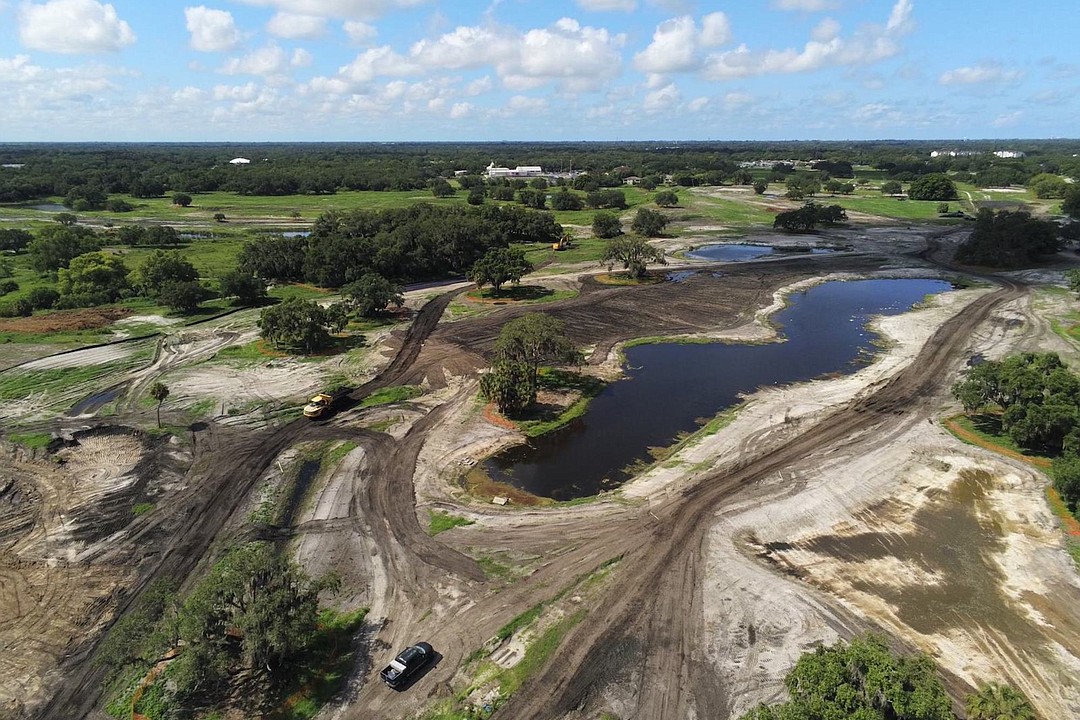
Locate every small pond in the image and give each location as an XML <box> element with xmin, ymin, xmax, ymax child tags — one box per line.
<box><xmin>485</xmin><ymin>278</ymin><xmax>951</xmax><ymax>500</ymax></box>
<box><xmin>687</xmin><ymin>244</ymin><xmax>835</xmax><ymax>262</ymax></box>
<box><xmin>29</xmin><ymin>203</ymin><xmax>69</xmax><ymax>212</ymax></box>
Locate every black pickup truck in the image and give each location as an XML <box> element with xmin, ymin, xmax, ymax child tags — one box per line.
<box><xmin>380</xmin><ymin>642</ymin><xmax>434</xmax><ymax>688</ymax></box>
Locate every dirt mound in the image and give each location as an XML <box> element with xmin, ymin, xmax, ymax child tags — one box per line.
<box><xmin>0</xmin><ymin>307</ymin><xmax>132</xmax><ymax>334</ymax></box>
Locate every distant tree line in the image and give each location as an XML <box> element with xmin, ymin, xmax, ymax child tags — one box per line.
<box><xmin>4</xmin><ymin>140</ymin><xmax>1080</xmax><ymax>203</ymax></box>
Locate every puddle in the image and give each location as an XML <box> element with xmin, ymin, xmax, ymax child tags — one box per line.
<box><xmin>67</xmin><ymin>384</ymin><xmax>125</xmax><ymax>416</ymax></box>
<box><xmin>688</xmin><ymin>244</ymin><xmax>835</xmax><ymax>262</ymax></box>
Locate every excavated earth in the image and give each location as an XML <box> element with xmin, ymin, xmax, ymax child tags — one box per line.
<box><xmin>2</xmin><ymin>228</ymin><xmax>1080</xmax><ymax>720</ymax></box>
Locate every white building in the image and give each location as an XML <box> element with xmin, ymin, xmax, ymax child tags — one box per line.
<box><xmin>485</xmin><ymin>162</ymin><xmax>543</xmax><ymax>179</ymax></box>
<box><xmin>993</xmin><ymin>150</ymin><xmax>1026</xmax><ymax>159</ymax></box>
<box><xmin>229</xmin><ymin>157</ymin><xmax>251</xmax><ymax>165</ymax></box>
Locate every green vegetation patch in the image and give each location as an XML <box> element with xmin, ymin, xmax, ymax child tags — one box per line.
<box><xmin>512</xmin><ymin>369</ymin><xmax>606</xmax><ymax>438</ymax></box>
<box><xmin>131</xmin><ymin>502</ymin><xmax>154</xmax><ymax>517</ymax></box>
<box><xmin>6</xmin><ymin>431</ymin><xmax>52</xmax><ymax>449</ymax></box>
<box><xmin>359</xmin><ymin>384</ymin><xmax>423</xmax><ymax>408</ymax></box>
<box><xmin>465</xmin><ymin>285</ymin><xmax>577</xmax><ymax>305</ymax></box>
<box><xmin>428</xmin><ymin>510</ymin><xmax>475</xmax><ymax>536</ymax></box>
<box><xmin>266</xmin><ymin>607</ymin><xmax>370</xmax><ymax>720</ymax></box>
<box><xmin>0</xmin><ymin>362</ymin><xmax>125</xmax><ymax>401</ymax></box>
<box><xmin>497</xmin><ymin>609</ymin><xmax>587</xmax><ymax>697</ymax></box>
<box><xmin>323</xmin><ymin>440</ymin><xmax>358</xmax><ymax>468</ymax></box>
<box><xmin>213</xmin><ymin>339</ymin><xmax>287</xmax><ymax>362</ymax></box>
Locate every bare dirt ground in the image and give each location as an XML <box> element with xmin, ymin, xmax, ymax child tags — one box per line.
<box><xmin>4</xmin><ymin>225</ymin><xmax>1080</xmax><ymax>720</ymax></box>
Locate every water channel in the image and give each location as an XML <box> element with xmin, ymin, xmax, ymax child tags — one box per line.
<box><xmin>486</xmin><ymin>278</ymin><xmax>952</xmax><ymax>500</ymax></box>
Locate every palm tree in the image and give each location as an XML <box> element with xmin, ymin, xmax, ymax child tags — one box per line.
<box><xmin>149</xmin><ymin>381</ymin><xmax>170</xmax><ymax>429</ymax></box>
<box><xmin>966</xmin><ymin>682</ymin><xmax>1037</xmax><ymax>720</ymax></box>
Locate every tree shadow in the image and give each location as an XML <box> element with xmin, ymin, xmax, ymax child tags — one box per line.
<box><xmin>470</xmin><ymin>285</ymin><xmax>555</xmax><ymax>303</ymax></box>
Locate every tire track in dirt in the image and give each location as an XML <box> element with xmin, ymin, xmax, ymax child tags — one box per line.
<box><xmin>33</xmin><ymin>288</ymin><xmax>463</xmax><ymax>720</ymax></box>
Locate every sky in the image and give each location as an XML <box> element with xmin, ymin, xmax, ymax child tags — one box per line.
<box><xmin>0</xmin><ymin>0</ymin><xmax>1076</xmax><ymax>142</ymax></box>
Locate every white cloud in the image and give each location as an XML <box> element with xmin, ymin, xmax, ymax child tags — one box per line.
<box><xmin>576</xmin><ymin>0</ymin><xmax>636</xmax><ymax>10</ymax></box>
<box><xmin>338</xmin><ymin>45</ymin><xmax>418</xmax><ymax>84</ymax></box>
<box><xmin>449</xmin><ymin>101</ymin><xmax>471</xmax><ymax>118</ymax></box>
<box><xmin>939</xmin><ymin>64</ymin><xmax>1023</xmax><ymax>86</ymax></box>
<box><xmin>687</xmin><ymin>96</ymin><xmax>708</xmax><ymax>112</ymax></box>
<box><xmin>315</xmin><ymin>18</ymin><xmax>623</xmax><ymax>95</ymax></box>
<box><xmin>219</xmin><ymin>45</ymin><xmax>290</xmax><ymax>76</ymax></box>
<box><xmin>703</xmin><ymin>0</ymin><xmax>912</xmax><ymax>79</ymax></box>
<box><xmin>267</xmin><ymin>12</ymin><xmax>326</xmax><ymax>39</ymax></box>
<box><xmin>506</xmin><ymin>95</ymin><xmax>547</xmax><ymax>113</ymax></box>
<box><xmin>643</xmin><ymin>81</ymin><xmax>680</xmax><ymax>113</ymax></box>
<box><xmin>991</xmin><ymin>110</ymin><xmax>1022</xmax><ymax>127</ymax></box>
<box><xmin>886</xmin><ymin>0</ymin><xmax>914</xmax><ymax>34</ymax></box>
<box><xmin>699</xmin><ymin>13</ymin><xmax>731</xmax><ymax>47</ymax></box>
<box><xmin>635</xmin><ymin>13</ymin><xmax>730</xmax><ymax>74</ymax></box>
<box><xmin>772</xmin><ymin>0</ymin><xmax>840</xmax><ymax>10</ymax></box>
<box><xmin>811</xmin><ymin>18</ymin><xmax>841</xmax><ymax>42</ymax></box>
<box><xmin>343</xmin><ymin>20</ymin><xmax>377</xmax><ymax>44</ymax></box>
<box><xmin>232</xmin><ymin>0</ymin><xmax>432</xmax><ymax>22</ymax></box>
<box><xmin>292</xmin><ymin>48</ymin><xmax>313</xmax><ymax>66</ymax></box>
<box><xmin>0</xmin><ymin>54</ymin><xmax>44</xmax><ymax>82</ymax></box>
<box><xmin>465</xmin><ymin>76</ymin><xmax>493</xmax><ymax>95</ymax></box>
<box><xmin>723</xmin><ymin>91</ymin><xmax>753</xmax><ymax>107</ymax></box>
<box><xmin>185</xmin><ymin>6</ymin><xmax>240</xmax><ymax>52</ymax></box>
<box><xmin>18</xmin><ymin>0</ymin><xmax>135</xmax><ymax>54</ymax></box>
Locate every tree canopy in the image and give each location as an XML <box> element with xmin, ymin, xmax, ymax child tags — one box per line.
<box><xmin>907</xmin><ymin>174</ymin><xmax>958</xmax><ymax>201</ymax></box>
<box><xmin>56</xmin><ymin>251</ymin><xmax>130</xmax><ymax>307</ymax></box>
<box><xmin>135</xmin><ymin>250</ymin><xmax>199</xmax><ymax>298</ymax></box>
<box><xmin>954</xmin><ymin>209</ymin><xmax>1060</xmax><ymax>267</ymax></box>
<box><xmin>343</xmin><ymin>272</ymin><xmax>405</xmax><ymax>316</ymax></box>
<box><xmin>774</xmin><ymin>202</ymin><xmax>847</xmax><ymax>232</ymax></box>
<box><xmin>592</xmin><ymin>211</ymin><xmax>623</xmax><ymax>239</ymax></box>
<box><xmin>952</xmin><ymin>352</ymin><xmax>1080</xmax><ymax>455</ymax></box>
<box><xmin>482</xmin><ymin>312</ymin><xmax>580</xmax><ymax>414</ymax></box>
<box><xmin>258</xmin><ymin>297</ymin><xmax>349</xmax><ymax>353</ymax></box>
<box><xmin>630</xmin><ymin>207</ymin><xmax>668</xmax><ymax>237</ymax></box>
<box><xmin>468</xmin><ymin>247</ymin><xmax>533</xmax><ymax>295</ymax></box>
<box><xmin>740</xmin><ymin>635</ymin><xmax>953</xmax><ymax>720</ymax></box>
<box><xmin>602</xmin><ymin>236</ymin><xmax>666</xmax><ymax>279</ymax></box>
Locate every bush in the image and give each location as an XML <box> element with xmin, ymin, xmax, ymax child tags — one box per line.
<box><xmin>0</xmin><ymin>280</ymin><xmax>17</xmax><ymax>295</ymax></box>
<box><xmin>26</xmin><ymin>287</ymin><xmax>59</xmax><ymax>309</ymax></box>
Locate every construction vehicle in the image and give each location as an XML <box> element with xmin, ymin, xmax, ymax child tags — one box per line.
<box><xmin>303</xmin><ymin>388</ymin><xmax>349</xmax><ymax>419</ymax></box>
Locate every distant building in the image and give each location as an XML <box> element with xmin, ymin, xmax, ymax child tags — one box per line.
<box><xmin>930</xmin><ymin>149</ymin><xmax>982</xmax><ymax>158</ymax></box>
<box><xmin>486</xmin><ymin>162</ymin><xmax>543</xmax><ymax>179</ymax></box>
<box><xmin>624</xmin><ymin>176</ymin><xmax>642</xmax><ymax>186</ymax></box>
<box><xmin>229</xmin><ymin>157</ymin><xmax>251</xmax><ymax>165</ymax></box>
<box><xmin>993</xmin><ymin>150</ymin><xmax>1026</xmax><ymax>159</ymax></box>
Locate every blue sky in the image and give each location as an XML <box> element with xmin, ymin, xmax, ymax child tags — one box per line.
<box><xmin>0</xmin><ymin>0</ymin><xmax>1076</xmax><ymax>142</ymax></box>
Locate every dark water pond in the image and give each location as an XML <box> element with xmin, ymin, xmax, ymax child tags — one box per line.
<box><xmin>486</xmin><ymin>278</ymin><xmax>951</xmax><ymax>500</ymax></box>
<box><xmin>688</xmin><ymin>244</ymin><xmax>835</xmax><ymax>262</ymax></box>
<box><xmin>29</xmin><ymin>203</ymin><xmax>69</xmax><ymax>212</ymax></box>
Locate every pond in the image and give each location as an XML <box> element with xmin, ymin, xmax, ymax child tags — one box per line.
<box><xmin>29</xmin><ymin>203</ymin><xmax>69</xmax><ymax>212</ymax></box>
<box><xmin>687</xmin><ymin>244</ymin><xmax>835</xmax><ymax>262</ymax></box>
<box><xmin>485</xmin><ymin>278</ymin><xmax>951</xmax><ymax>500</ymax></box>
